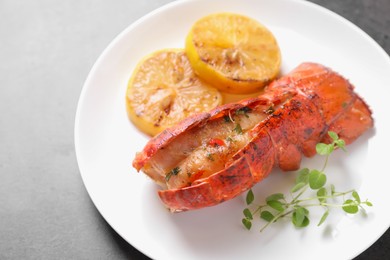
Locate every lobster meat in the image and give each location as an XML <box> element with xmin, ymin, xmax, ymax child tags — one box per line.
<box><xmin>133</xmin><ymin>63</ymin><xmax>373</xmax><ymax>212</ymax></box>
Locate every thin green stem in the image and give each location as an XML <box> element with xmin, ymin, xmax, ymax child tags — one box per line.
<box><xmin>291</xmin><ymin>185</ymin><xmax>309</xmax><ymax>204</ymax></box>
<box><xmin>321</xmin><ymin>153</ymin><xmax>330</xmax><ymax>172</ymax></box>
<box><xmin>299</xmin><ymin>202</ymin><xmax>347</xmax><ymax>208</ymax></box>
<box><xmin>242</xmin><ymin>134</ymin><xmax>371</xmax><ymax>232</ymax></box>
<box><xmin>259</xmin><ymin>209</ymin><xmax>293</xmax><ymax>232</ymax></box>
<box><xmin>295</xmin><ymin>189</ymin><xmax>355</xmax><ymax>204</ymax></box>
<box><xmin>252</xmin><ymin>205</ymin><xmax>266</xmax><ymax>216</ymax></box>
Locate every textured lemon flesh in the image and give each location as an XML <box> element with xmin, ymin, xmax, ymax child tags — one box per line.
<box><xmin>186</xmin><ymin>13</ymin><xmax>281</xmax><ymax>94</ymax></box>
<box><xmin>126</xmin><ymin>49</ymin><xmax>222</xmax><ymax>136</ymax></box>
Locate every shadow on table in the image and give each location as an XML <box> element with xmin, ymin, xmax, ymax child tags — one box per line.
<box><xmin>92</xmin><ymin>208</ymin><xmax>152</xmax><ymax>260</ymax></box>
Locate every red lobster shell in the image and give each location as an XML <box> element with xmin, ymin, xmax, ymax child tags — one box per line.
<box><xmin>133</xmin><ymin>63</ymin><xmax>373</xmax><ymax>212</ymax></box>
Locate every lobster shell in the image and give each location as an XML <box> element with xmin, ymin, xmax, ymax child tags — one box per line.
<box><xmin>133</xmin><ymin>63</ymin><xmax>373</xmax><ymax>212</ymax></box>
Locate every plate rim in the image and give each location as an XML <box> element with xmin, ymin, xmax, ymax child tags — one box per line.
<box><xmin>74</xmin><ymin>0</ymin><xmax>390</xmax><ymax>259</ymax></box>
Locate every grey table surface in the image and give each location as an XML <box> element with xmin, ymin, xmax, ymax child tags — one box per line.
<box><xmin>1</xmin><ymin>0</ymin><xmax>389</xmax><ymax>259</ymax></box>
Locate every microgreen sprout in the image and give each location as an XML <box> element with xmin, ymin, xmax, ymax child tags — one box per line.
<box><xmin>241</xmin><ymin>131</ymin><xmax>372</xmax><ymax>231</ymax></box>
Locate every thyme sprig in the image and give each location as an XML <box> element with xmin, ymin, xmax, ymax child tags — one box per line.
<box><xmin>242</xmin><ymin>131</ymin><xmax>373</xmax><ymax>231</ymax></box>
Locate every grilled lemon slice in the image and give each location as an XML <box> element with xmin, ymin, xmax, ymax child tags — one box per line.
<box><xmin>185</xmin><ymin>13</ymin><xmax>281</xmax><ymax>94</ymax></box>
<box><xmin>126</xmin><ymin>49</ymin><xmax>222</xmax><ymax>136</ymax></box>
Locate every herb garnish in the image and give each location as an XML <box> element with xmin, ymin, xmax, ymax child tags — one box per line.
<box><xmin>224</xmin><ymin>115</ymin><xmax>232</xmax><ymax>123</ymax></box>
<box><xmin>235</xmin><ymin>106</ymin><xmax>252</xmax><ymax>118</ymax></box>
<box><xmin>165</xmin><ymin>166</ymin><xmax>181</xmax><ymax>182</ymax></box>
<box><xmin>226</xmin><ymin>136</ymin><xmax>233</xmax><ymax>143</ymax></box>
<box><xmin>242</xmin><ymin>131</ymin><xmax>372</xmax><ymax>231</ymax></box>
<box><xmin>206</xmin><ymin>153</ymin><xmax>215</xmax><ymax>161</ymax></box>
<box><xmin>233</xmin><ymin>123</ymin><xmax>243</xmax><ymax>134</ymax></box>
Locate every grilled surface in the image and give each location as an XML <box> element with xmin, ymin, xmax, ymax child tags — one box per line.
<box><xmin>133</xmin><ymin>63</ymin><xmax>373</xmax><ymax>212</ymax></box>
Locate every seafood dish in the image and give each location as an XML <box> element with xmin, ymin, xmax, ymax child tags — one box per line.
<box><xmin>133</xmin><ymin>62</ymin><xmax>373</xmax><ymax>212</ymax></box>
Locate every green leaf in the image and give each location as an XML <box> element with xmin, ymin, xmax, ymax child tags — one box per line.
<box><xmin>309</xmin><ymin>169</ymin><xmax>327</xmax><ymax>190</ymax></box>
<box><xmin>318</xmin><ymin>210</ymin><xmax>329</xmax><ymax>226</ymax></box>
<box><xmin>352</xmin><ymin>191</ymin><xmax>361</xmax><ymax>203</ymax></box>
<box><xmin>242</xmin><ymin>218</ymin><xmax>252</xmax><ymax>230</ymax></box>
<box><xmin>342</xmin><ymin>199</ymin><xmax>359</xmax><ymax>214</ymax></box>
<box><xmin>317</xmin><ymin>187</ymin><xmax>327</xmax><ymax>203</ymax></box>
<box><xmin>260</xmin><ymin>211</ymin><xmax>274</xmax><ymax>222</ymax></box>
<box><xmin>291</xmin><ymin>182</ymin><xmax>306</xmax><ymax>193</ymax></box>
<box><xmin>292</xmin><ymin>207</ymin><xmax>310</xmax><ymax>227</ymax></box>
<box><xmin>267</xmin><ymin>200</ymin><xmax>285</xmax><ymax>212</ymax></box>
<box><xmin>296</xmin><ymin>168</ymin><xmax>310</xmax><ymax>184</ymax></box>
<box><xmin>365</xmin><ymin>201</ymin><xmax>373</xmax><ymax>207</ymax></box>
<box><xmin>328</xmin><ymin>131</ymin><xmax>339</xmax><ymax>141</ymax></box>
<box><xmin>335</xmin><ymin>139</ymin><xmax>346</xmax><ymax>150</ymax></box>
<box><xmin>266</xmin><ymin>193</ymin><xmax>285</xmax><ymax>202</ymax></box>
<box><xmin>246</xmin><ymin>189</ymin><xmax>254</xmax><ymax>205</ymax></box>
<box><xmin>293</xmin><ymin>207</ymin><xmax>306</xmax><ymax>226</ymax></box>
<box><xmin>316</xmin><ymin>143</ymin><xmax>334</xmax><ymax>155</ymax></box>
<box><xmin>293</xmin><ymin>216</ymin><xmax>310</xmax><ymax>228</ymax></box>
<box><xmin>243</xmin><ymin>208</ymin><xmax>253</xmax><ymax>220</ymax></box>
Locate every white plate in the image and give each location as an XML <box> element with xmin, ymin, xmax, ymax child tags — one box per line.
<box><xmin>75</xmin><ymin>0</ymin><xmax>390</xmax><ymax>259</ymax></box>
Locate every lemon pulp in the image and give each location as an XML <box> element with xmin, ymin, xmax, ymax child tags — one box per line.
<box><xmin>186</xmin><ymin>13</ymin><xmax>281</xmax><ymax>94</ymax></box>
<box><xmin>126</xmin><ymin>49</ymin><xmax>222</xmax><ymax>136</ymax></box>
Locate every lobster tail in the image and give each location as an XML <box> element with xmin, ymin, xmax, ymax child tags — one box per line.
<box><xmin>133</xmin><ymin>63</ymin><xmax>373</xmax><ymax>212</ymax></box>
